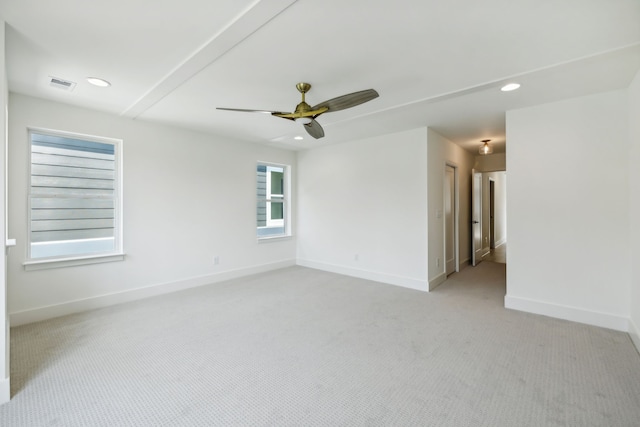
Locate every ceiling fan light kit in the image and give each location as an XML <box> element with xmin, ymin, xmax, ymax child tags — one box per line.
<box><xmin>217</xmin><ymin>82</ymin><xmax>379</xmax><ymax>139</ymax></box>
<box><xmin>294</xmin><ymin>117</ymin><xmax>313</xmax><ymax>125</ymax></box>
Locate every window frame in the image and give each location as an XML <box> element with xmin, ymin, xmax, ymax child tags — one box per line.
<box><xmin>24</xmin><ymin>127</ymin><xmax>125</xmax><ymax>270</ymax></box>
<box><xmin>256</xmin><ymin>161</ymin><xmax>290</xmax><ymax>240</ymax></box>
<box><xmin>265</xmin><ymin>165</ymin><xmax>285</xmax><ymax>228</ymax></box>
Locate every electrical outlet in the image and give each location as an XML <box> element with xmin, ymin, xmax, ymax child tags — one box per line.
<box><xmin>354</xmin><ymin>254</ymin><xmax>359</xmax><ymax>261</ymax></box>
<box><xmin>436</xmin><ymin>258</ymin><xmax>440</xmax><ymax>267</ymax></box>
<box><xmin>213</xmin><ymin>255</ymin><xmax>219</xmax><ymax>265</ymax></box>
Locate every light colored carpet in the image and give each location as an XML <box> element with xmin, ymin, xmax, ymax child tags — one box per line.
<box><xmin>1</xmin><ymin>263</ymin><xmax>639</xmax><ymax>426</ymax></box>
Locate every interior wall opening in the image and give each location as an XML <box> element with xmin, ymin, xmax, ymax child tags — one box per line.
<box><xmin>479</xmin><ymin>171</ymin><xmax>507</xmax><ymax>265</ymax></box>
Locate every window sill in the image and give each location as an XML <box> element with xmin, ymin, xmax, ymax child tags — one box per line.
<box><xmin>257</xmin><ymin>235</ymin><xmax>292</xmax><ymax>243</ymax></box>
<box><xmin>23</xmin><ymin>253</ymin><xmax>126</xmax><ymax>271</ymax></box>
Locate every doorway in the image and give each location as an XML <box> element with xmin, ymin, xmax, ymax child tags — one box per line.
<box><xmin>489</xmin><ymin>178</ymin><xmax>495</xmax><ymax>249</ymax></box>
<box><xmin>481</xmin><ymin>171</ymin><xmax>507</xmax><ymax>264</ymax></box>
<box><xmin>471</xmin><ymin>170</ymin><xmax>483</xmax><ymax>266</ymax></box>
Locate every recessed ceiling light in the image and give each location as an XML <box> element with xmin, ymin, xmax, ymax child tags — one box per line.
<box><xmin>87</xmin><ymin>77</ymin><xmax>111</xmax><ymax>87</ymax></box>
<box><xmin>294</xmin><ymin>136</ymin><xmax>304</xmax><ymax>140</ymax></box>
<box><xmin>500</xmin><ymin>83</ymin><xmax>521</xmax><ymax>92</ymax></box>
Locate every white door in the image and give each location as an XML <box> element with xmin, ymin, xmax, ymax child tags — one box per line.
<box><xmin>471</xmin><ymin>170</ymin><xmax>483</xmax><ymax>266</ymax></box>
<box><xmin>445</xmin><ymin>165</ymin><xmax>456</xmax><ymax>275</ymax></box>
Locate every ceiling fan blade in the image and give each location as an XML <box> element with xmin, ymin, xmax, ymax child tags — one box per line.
<box><xmin>304</xmin><ymin>119</ymin><xmax>325</xmax><ymax>139</ymax></box>
<box><xmin>216</xmin><ymin>107</ymin><xmax>289</xmax><ymax>115</ymax></box>
<box><xmin>311</xmin><ymin>89</ymin><xmax>379</xmax><ymax>113</ymax></box>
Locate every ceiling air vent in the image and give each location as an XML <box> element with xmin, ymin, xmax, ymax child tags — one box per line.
<box><xmin>48</xmin><ymin>76</ymin><xmax>77</xmax><ymax>91</ymax></box>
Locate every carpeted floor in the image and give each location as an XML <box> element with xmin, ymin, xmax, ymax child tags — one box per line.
<box><xmin>1</xmin><ymin>262</ymin><xmax>639</xmax><ymax>426</ymax></box>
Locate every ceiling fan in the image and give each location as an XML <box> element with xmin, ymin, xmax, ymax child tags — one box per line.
<box><xmin>217</xmin><ymin>83</ymin><xmax>379</xmax><ymax>139</ymax></box>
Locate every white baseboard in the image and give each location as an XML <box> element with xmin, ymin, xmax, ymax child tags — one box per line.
<box><xmin>429</xmin><ymin>272</ymin><xmax>447</xmax><ymax>291</ymax></box>
<box><xmin>505</xmin><ymin>295</ymin><xmax>629</xmax><ymax>332</ymax></box>
<box><xmin>495</xmin><ymin>238</ymin><xmax>506</xmax><ymax>247</ymax></box>
<box><xmin>0</xmin><ymin>377</ymin><xmax>9</xmax><ymax>405</ymax></box>
<box><xmin>296</xmin><ymin>259</ymin><xmax>428</xmax><ymax>292</ymax></box>
<box><xmin>10</xmin><ymin>259</ymin><xmax>296</xmax><ymax>327</ymax></box>
<box><xmin>629</xmin><ymin>317</ymin><xmax>640</xmax><ymax>355</ymax></box>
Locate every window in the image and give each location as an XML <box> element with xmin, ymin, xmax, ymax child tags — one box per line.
<box><xmin>257</xmin><ymin>163</ymin><xmax>289</xmax><ymax>238</ymax></box>
<box><xmin>27</xmin><ymin>129</ymin><xmax>123</xmax><ymax>267</ymax></box>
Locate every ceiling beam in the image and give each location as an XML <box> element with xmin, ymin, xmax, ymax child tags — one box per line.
<box><xmin>120</xmin><ymin>0</ymin><xmax>298</xmax><ymax>119</ymax></box>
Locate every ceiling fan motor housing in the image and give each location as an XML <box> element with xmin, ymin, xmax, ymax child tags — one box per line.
<box><xmin>296</xmin><ymin>82</ymin><xmax>311</xmax><ymax>94</ymax></box>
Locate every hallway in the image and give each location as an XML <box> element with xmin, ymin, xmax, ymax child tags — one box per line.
<box><xmin>483</xmin><ymin>243</ymin><xmax>506</xmax><ymax>264</ymax></box>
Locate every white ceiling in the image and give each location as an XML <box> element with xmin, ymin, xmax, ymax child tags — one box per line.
<box><xmin>3</xmin><ymin>0</ymin><xmax>640</xmax><ymax>153</ymax></box>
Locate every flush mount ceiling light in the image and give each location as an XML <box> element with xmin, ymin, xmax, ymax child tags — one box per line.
<box><xmin>87</xmin><ymin>77</ymin><xmax>111</xmax><ymax>87</ymax></box>
<box><xmin>500</xmin><ymin>82</ymin><xmax>521</xmax><ymax>92</ymax></box>
<box><xmin>479</xmin><ymin>139</ymin><xmax>493</xmax><ymax>155</ymax></box>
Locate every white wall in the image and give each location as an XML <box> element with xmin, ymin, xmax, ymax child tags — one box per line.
<box><xmin>297</xmin><ymin>128</ymin><xmax>429</xmax><ymax>291</ymax></box>
<box><xmin>505</xmin><ymin>90</ymin><xmax>630</xmax><ymax>331</ymax></box>
<box><xmin>474</xmin><ymin>153</ymin><xmax>506</xmax><ymax>172</ymax></box>
<box><xmin>629</xmin><ymin>70</ymin><xmax>640</xmax><ymax>352</ymax></box>
<box><xmin>427</xmin><ymin>128</ymin><xmax>475</xmax><ymax>288</ymax></box>
<box><xmin>8</xmin><ymin>94</ymin><xmax>297</xmax><ymax>325</ymax></box>
<box><xmin>0</xmin><ymin>19</ymin><xmax>10</xmax><ymax>405</ymax></box>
